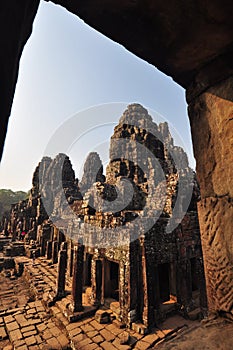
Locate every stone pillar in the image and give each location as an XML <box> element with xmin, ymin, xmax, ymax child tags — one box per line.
<box><xmin>176</xmin><ymin>259</ymin><xmax>192</xmax><ymax>311</ymax></box>
<box><xmin>101</xmin><ymin>259</ymin><xmax>105</xmax><ymax>306</ymax></box>
<box><xmin>187</xmin><ymin>75</ymin><xmax>233</xmax><ymax>317</ymax></box>
<box><xmin>46</xmin><ymin>241</ymin><xmax>52</xmax><ymax>260</ymax></box>
<box><xmin>68</xmin><ymin>247</ymin><xmax>74</xmax><ymax>277</ymax></box>
<box><xmin>140</xmin><ymin>236</ymin><xmax>154</xmax><ymax>328</ymax></box>
<box><xmin>126</xmin><ymin>240</ymin><xmax>142</xmax><ymax>326</ymax></box>
<box><xmin>52</xmin><ymin>241</ymin><xmax>58</xmax><ymax>264</ymax></box>
<box><xmin>36</xmin><ymin>224</ymin><xmax>42</xmax><ymax>245</ymax></box>
<box><xmin>91</xmin><ymin>258</ymin><xmax>105</xmax><ymax>306</ymax></box>
<box><xmin>69</xmin><ymin>244</ymin><xmax>84</xmax><ymax>312</ymax></box>
<box><xmin>119</xmin><ymin>261</ymin><xmax>128</xmax><ymax>324</ymax></box>
<box><xmin>55</xmin><ymin>248</ymin><xmax>67</xmax><ymax>299</ymax></box>
<box><xmin>90</xmin><ymin>258</ymin><xmax>98</xmax><ymax>306</ymax></box>
<box><xmin>141</xmin><ymin>242</ymin><xmax>148</xmax><ymax>326</ymax></box>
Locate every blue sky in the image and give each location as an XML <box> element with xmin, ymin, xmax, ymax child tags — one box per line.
<box><xmin>0</xmin><ymin>1</ymin><xmax>194</xmax><ymax>191</ymax></box>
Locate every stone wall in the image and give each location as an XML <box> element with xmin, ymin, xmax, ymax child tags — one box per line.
<box><xmin>188</xmin><ymin>77</ymin><xmax>233</xmax><ymax>317</ymax></box>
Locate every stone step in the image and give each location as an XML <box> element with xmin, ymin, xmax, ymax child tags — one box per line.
<box><xmin>187</xmin><ymin>307</ymin><xmax>202</xmax><ymax>321</ymax></box>
<box><xmin>110</xmin><ymin>301</ymin><xmax>121</xmax><ymax>315</ymax></box>
<box><xmin>132</xmin><ymin>323</ymin><xmax>148</xmax><ymax>335</ymax></box>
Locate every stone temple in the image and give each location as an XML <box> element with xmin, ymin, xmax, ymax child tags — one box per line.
<box><xmin>2</xmin><ymin>104</ymin><xmax>207</xmax><ymax>333</ymax></box>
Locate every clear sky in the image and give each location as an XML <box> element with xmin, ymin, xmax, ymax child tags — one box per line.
<box><xmin>0</xmin><ymin>1</ymin><xmax>195</xmax><ymax>192</ymax></box>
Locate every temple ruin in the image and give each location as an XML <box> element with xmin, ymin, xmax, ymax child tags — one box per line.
<box><xmin>0</xmin><ymin>2</ymin><xmax>232</xmax><ymax>330</ymax></box>
<box><xmin>2</xmin><ymin>104</ymin><xmax>207</xmax><ymax>333</ymax></box>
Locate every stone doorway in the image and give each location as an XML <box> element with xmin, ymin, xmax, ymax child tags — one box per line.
<box><xmin>158</xmin><ymin>263</ymin><xmax>170</xmax><ymax>302</ymax></box>
<box><xmin>96</xmin><ymin>260</ymin><xmax>102</xmax><ymax>302</ymax></box>
<box><xmin>84</xmin><ymin>253</ymin><xmax>92</xmax><ymax>287</ymax></box>
<box><xmin>104</xmin><ymin>260</ymin><xmax>119</xmax><ymax>301</ymax></box>
<box><xmin>158</xmin><ymin>262</ymin><xmax>177</xmax><ymax>303</ymax></box>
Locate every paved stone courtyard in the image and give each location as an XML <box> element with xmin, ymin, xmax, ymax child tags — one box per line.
<box><xmin>0</xmin><ymin>256</ymin><xmax>199</xmax><ymax>350</ymax></box>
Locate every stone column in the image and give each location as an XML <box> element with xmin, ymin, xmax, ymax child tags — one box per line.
<box><xmin>52</xmin><ymin>241</ymin><xmax>58</xmax><ymax>264</ymax></box>
<box><xmin>46</xmin><ymin>241</ymin><xmax>52</xmax><ymax>260</ymax></box>
<box><xmin>126</xmin><ymin>240</ymin><xmax>142</xmax><ymax>326</ymax></box>
<box><xmin>101</xmin><ymin>259</ymin><xmax>105</xmax><ymax>306</ymax></box>
<box><xmin>141</xmin><ymin>242</ymin><xmax>148</xmax><ymax>326</ymax></box>
<box><xmin>119</xmin><ymin>261</ymin><xmax>128</xmax><ymax>324</ymax></box>
<box><xmin>90</xmin><ymin>258</ymin><xmax>105</xmax><ymax>306</ymax></box>
<box><xmin>66</xmin><ymin>240</ymin><xmax>73</xmax><ymax>277</ymax></box>
<box><xmin>68</xmin><ymin>247</ymin><xmax>74</xmax><ymax>277</ymax></box>
<box><xmin>69</xmin><ymin>244</ymin><xmax>84</xmax><ymax>312</ymax></box>
<box><xmin>90</xmin><ymin>258</ymin><xmax>99</xmax><ymax>306</ymax></box>
<box><xmin>187</xmin><ymin>75</ymin><xmax>233</xmax><ymax>317</ymax></box>
<box><xmin>55</xmin><ymin>248</ymin><xmax>67</xmax><ymax>299</ymax></box>
<box><xmin>140</xmin><ymin>236</ymin><xmax>154</xmax><ymax>328</ymax></box>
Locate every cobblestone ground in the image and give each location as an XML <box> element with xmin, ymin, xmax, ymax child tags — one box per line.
<box><xmin>0</xmin><ymin>257</ymin><xmax>199</xmax><ymax>350</ymax></box>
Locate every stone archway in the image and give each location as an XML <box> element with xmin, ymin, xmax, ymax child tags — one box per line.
<box><xmin>0</xmin><ymin>0</ymin><xmax>232</xmax><ymax>318</ymax></box>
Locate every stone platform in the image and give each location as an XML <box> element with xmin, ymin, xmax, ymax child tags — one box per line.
<box><xmin>0</xmin><ymin>272</ymin><xmax>70</xmax><ymax>349</ymax></box>
<box><xmin>0</xmin><ymin>256</ymin><xmax>201</xmax><ymax>349</ymax></box>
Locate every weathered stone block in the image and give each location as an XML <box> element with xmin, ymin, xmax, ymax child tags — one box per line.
<box><xmin>95</xmin><ymin>310</ymin><xmax>111</xmax><ymax>324</ymax></box>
